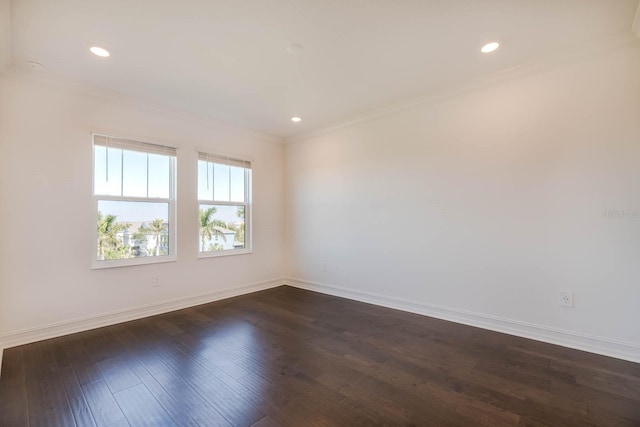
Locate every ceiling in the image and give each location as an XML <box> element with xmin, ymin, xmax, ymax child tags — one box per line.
<box><xmin>4</xmin><ymin>0</ymin><xmax>640</xmax><ymax>139</ymax></box>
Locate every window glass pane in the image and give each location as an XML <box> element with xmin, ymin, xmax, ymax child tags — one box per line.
<box><xmin>213</xmin><ymin>163</ymin><xmax>230</xmax><ymax>201</ymax></box>
<box><xmin>197</xmin><ymin>160</ymin><xmax>213</xmax><ymax>201</ymax></box>
<box><xmin>148</xmin><ymin>154</ymin><xmax>170</xmax><ymax>198</ymax></box>
<box><xmin>199</xmin><ymin>204</ymin><xmax>245</xmax><ymax>252</ymax></box>
<box><xmin>229</xmin><ymin>166</ymin><xmax>245</xmax><ymax>202</ymax></box>
<box><xmin>94</xmin><ymin>146</ymin><xmax>122</xmax><ymax>196</ymax></box>
<box><xmin>122</xmin><ymin>149</ymin><xmax>148</xmax><ymax>197</ymax></box>
<box><xmin>97</xmin><ymin>200</ymin><xmax>169</xmax><ymax>260</ymax></box>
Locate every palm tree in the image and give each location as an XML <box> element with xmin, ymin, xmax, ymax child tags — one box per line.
<box><xmin>199</xmin><ymin>207</ymin><xmax>227</xmax><ymax>251</ymax></box>
<box><xmin>97</xmin><ymin>211</ymin><xmax>130</xmax><ymax>260</ymax></box>
<box><xmin>235</xmin><ymin>206</ymin><xmax>245</xmax><ymax>246</ymax></box>
<box><xmin>138</xmin><ymin>218</ymin><xmax>167</xmax><ymax>256</ymax></box>
<box><xmin>208</xmin><ymin>243</ymin><xmax>225</xmax><ymax>251</ymax></box>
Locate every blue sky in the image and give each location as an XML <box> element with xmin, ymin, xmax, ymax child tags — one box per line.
<box><xmin>95</xmin><ymin>148</ymin><xmax>246</xmax><ymax>225</ymax></box>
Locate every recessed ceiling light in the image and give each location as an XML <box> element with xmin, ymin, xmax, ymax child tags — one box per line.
<box><xmin>90</xmin><ymin>46</ymin><xmax>110</xmax><ymax>57</ymax></box>
<box><xmin>291</xmin><ymin>117</ymin><xmax>302</xmax><ymax>123</ymax></box>
<box><xmin>481</xmin><ymin>42</ymin><xmax>500</xmax><ymax>53</ymax></box>
<box><xmin>287</xmin><ymin>43</ymin><xmax>304</xmax><ymax>55</ymax></box>
<box><xmin>26</xmin><ymin>61</ymin><xmax>44</xmax><ymax>71</ymax></box>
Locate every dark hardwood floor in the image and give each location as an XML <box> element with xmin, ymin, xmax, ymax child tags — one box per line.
<box><xmin>1</xmin><ymin>286</ymin><xmax>639</xmax><ymax>426</ymax></box>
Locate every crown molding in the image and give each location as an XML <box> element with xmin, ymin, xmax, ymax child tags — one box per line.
<box><xmin>285</xmin><ymin>31</ymin><xmax>640</xmax><ymax>145</ymax></box>
<box><xmin>3</xmin><ymin>28</ymin><xmax>638</xmax><ymax>147</ymax></box>
<box><xmin>1</xmin><ymin>66</ymin><xmax>284</xmax><ymax>145</ymax></box>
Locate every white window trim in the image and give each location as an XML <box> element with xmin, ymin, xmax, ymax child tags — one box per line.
<box><xmin>197</xmin><ymin>156</ymin><xmax>252</xmax><ymax>259</ymax></box>
<box><xmin>91</xmin><ymin>134</ymin><xmax>178</xmax><ymax>269</ymax></box>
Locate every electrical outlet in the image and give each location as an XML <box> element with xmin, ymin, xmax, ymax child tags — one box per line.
<box><xmin>321</xmin><ymin>263</ymin><xmax>327</xmax><ymax>272</ymax></box>
<box><xmin>152</xmin><ymin>277</ymin><xmax>160</xmax><ymax>288</ymax></box>
<box><xmin>560</xmin><ymin>290</ymin><xmax>573</xmax><ymax>308</ymax></box>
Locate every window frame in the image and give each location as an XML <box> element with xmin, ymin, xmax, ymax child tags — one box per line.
<box><xmin>91</xmin><ymin>133</ymin><xmax>177</xmax><ymax>269</ymax></box>
<box><xmin>197</xmin><ymin>153</ymin><xmax>252</xmax><ymax>259</ymax></box>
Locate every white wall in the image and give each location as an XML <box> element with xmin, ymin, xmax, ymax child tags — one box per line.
<box><xmin>285</xmin><ymin>45</ymin><xmax>640</xmax><ymax>350</ymax></box>
<box><xmin>0</xmin><ymin>0</ymin><xmax>10</xmax><ymax>72</ymax></box>
<box><xmin>0</xmin><ymin>73</ymin><xmax>285</xmax><ymax>337</ymax></box>
<box><xmin>1</xmin><ymin>42</ymin><xmax>639</xmax><ymax>362</ymax></box>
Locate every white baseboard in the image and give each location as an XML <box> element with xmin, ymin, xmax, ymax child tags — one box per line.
<box><xmin>0</xmin><ymin>278</ymin><xmax>285</xmax><ymax>374</ymax></box>
<box><xmin>2</xmin><ymin>276</ymin><xmax>637</xmax><ymax>380</ymax></box>
<box><xmin>285</xmin><ymin>277</ymin><xmax>640</xmax><ymax>364</ymax></box>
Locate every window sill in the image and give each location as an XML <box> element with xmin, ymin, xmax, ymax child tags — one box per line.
<box><xmin>198</xmin><ymin>248</ymin><xmax>252</xmax><ymax>259</ymax></box>
<box><xmin>91</xmin><ymin>255</ymin><xmax>177</xmax><ymax>270</ymax></box>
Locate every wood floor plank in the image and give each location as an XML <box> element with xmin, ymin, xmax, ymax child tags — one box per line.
<box><xmin>164</xmin><ymin>357</ymin><xmax>264</xmax><ymax>426</ymax></box>
<box><xmin>23</xmin><ymin>342</ymin><xmax>77</xmax><ymax>427</ymax></box>
<box><xmin>250</xmin><ymin>416</ymin><xmax>283</xmax><ymax>427</ymax></box>
<box><xmin>82</xmin><ymin>379</ymin><xmax>127</xmax><ymax>427</ymax></box>
<box><xmin>59</xmin><ymin>365</ymin><xmax>98</xmax><ymax>427</ymax></box>
<box><xmin>152</xmin><ymin>368</ymin><xmax>232</xmax><ymax>427</ymax></box>
<box><xmin>113</xmin><ymin>383</ymin><xmax>176</xmax><ymax>427</ymax></box>
<box><xmin>97</xmin><ymin>356</ymin><xmax>141</xmax><ymax>394</ymax></box>
<box><xmin>62</xmin><ymin>341</ymin><xmax>104</xmax><ymax>387</ymax></box>
<box><xmin>1</xmin><ymin>285</ymin><xmax>639</xmax><ymax>426</ymax></box>
<box><xmin>0</xmin><ymin>347</ymin><xmax>29</xmax><ymax>426</ymax></box>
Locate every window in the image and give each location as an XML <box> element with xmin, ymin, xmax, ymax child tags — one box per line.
<box><xmin>198</xmin><ymin>153</ymin><xmax>251</xmax><ymax>256</ymax></box>
<box><xmin>92</xmin><ymin>134</ymin><xmax>177</xmax><ymax>268</ymax></box>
